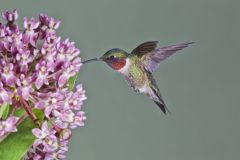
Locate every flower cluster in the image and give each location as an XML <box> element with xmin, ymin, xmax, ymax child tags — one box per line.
<box><xmin>0</xmin><ymin>10</ymin><xmax>87</xmax><ymax>159</ymax></box>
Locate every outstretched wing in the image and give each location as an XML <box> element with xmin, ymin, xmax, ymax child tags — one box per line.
<box><xmin>132</xmin><ymin>41</ymin><xmax>194</xmax><ymax>73</ymax></box>
<box><xmin>131</xmin><ymin>41</ymin><xmax>158</xmax><ymax>56</ymax></box>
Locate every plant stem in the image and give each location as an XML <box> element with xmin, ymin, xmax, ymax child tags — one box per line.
<box><xmin>19</xmin><ymin>96</ymin><xmax>40</xmax><ymax>127</ymax></box>
<box><xmin>47</xmin><ymin>117</ymin><xmax>61</xmax><ymax>133</ymax></box>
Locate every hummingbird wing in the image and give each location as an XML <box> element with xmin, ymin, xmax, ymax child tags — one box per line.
<box><xmin>131</xmin><ymin>41</ymin><xmax>193</xmax><ymax>73</ymax></box>
<box><xmin>131</xmin><ymin>41</ymin><xmax>159</xmax><ymax>56</ymax></box>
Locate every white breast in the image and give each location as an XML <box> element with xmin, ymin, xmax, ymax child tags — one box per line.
<box><xmin>138</xmin><ymin>85</ymin><xmax>148</xmax><ymax>94</ymax></box>
<box><xmin>117</xmin><ymin>58</ymin><xmax>131</xmax><ymax>75</ymax></box>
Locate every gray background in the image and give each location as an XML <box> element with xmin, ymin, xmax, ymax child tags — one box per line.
<box><xmin>1</xmin><ymin>0</ymin><xmax>240</xmax><ymax>159</ymax></box>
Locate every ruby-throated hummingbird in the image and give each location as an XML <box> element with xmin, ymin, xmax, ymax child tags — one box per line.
<box><xmin>83</xmin><ymin>41</ymin><xmax>193</xmax><ymax>114</ymax></box>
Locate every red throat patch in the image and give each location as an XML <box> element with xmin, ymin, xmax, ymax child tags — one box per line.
<box><xmin>111</xmin><ymin>58</ymin><xmax>126</xmax><ymax>70</ymax></box>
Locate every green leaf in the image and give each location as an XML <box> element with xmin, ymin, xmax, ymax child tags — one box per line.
<box><xmin>14</xmin><ymin>108</ymin><xmax>26</xmax><ymax>117</ymax></box>
<box><xmin>33</xmin><ymin>108</ymin><xmax>45</xmax><ymax>121</ymax></box>
<box><xmin>68</xmin><ymin>74</ymin><xmax>78</xmax><ymax>90</ymax></box>
<box><xmin>0</xmin><ymin>103</ymin><xmax>9</xmax><ymax>119</ymax></box>
<box><xmin>1</xmin><ymin>104</ymin><xmax>10</xmax><ymax>119</ymax></box>
<box><xmin>0</xmin><ymin>118</ymin><xmax>36</xmax><ymax>160</ymax></box>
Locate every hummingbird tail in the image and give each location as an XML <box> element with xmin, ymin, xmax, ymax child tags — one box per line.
<box><xmin>150</xmin><ymin>86</ymin><xmax>170</xmax><ymax>115</ymax></box>
<box><xmin>154</xmin><ymin>101</ymin><xmax>167</xmax><ymax>115</ymax></box>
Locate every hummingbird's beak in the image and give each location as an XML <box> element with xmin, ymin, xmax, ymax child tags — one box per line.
<box><xmin>82</xmin><ymin>57</ymin><xmax>102</xmax><ymax>64</ymax></box>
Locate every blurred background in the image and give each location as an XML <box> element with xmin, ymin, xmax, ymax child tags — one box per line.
<box><xmin>1</xmin><ymin>0</ymin><xmax>239</xmax><ymax>159</ymax></box>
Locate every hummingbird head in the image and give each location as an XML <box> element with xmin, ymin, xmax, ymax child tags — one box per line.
<box><xmin>83</xmin><ymin>48</ymin><xmax>129</xmax><ymax>71</ymax></box>
<box><xmin>101</xmin><ymin>48</ymin><xmax>129</xmax><ymax>70</ymax></box>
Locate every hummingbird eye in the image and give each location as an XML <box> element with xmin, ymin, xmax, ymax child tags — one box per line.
<box><xmin>109</xmin><ymin>55</ymin><xmax>115</xmax><ymax>60</ymax></box>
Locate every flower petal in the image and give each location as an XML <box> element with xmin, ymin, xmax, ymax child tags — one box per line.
<box><xmin>32</xmin><ymin>128</ymin><xmax>43</xmax><ymax>138</ymax></box>
<box><xmin>58</xmin><ymin>74</ymin><xmax>68</xmax><ymax>87</ymax></box>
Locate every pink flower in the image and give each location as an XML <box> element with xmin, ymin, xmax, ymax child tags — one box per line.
<box><xmin>2</xmin><ymin>9</ymin><xmax>18</xmax><ymax>22</ymax></box>
<box><xmin>34</xmin><ymin>60</ymin><xmax>50</xmax><ymax>89</ymax></box>
<box><xmin>70</xmin><ymin>111</ymin><xmax>86</xmax><ymax>128</ymax></box>
<box><xmin>32</xmin><ymin>121</ymin><xmax>58</xmax><ymax>152</ymax></box>
<box><xmin>0</xmin><ymin>61</ymin><xmax>16</xmax><ymax>87</ymax></box>
<box><xmin>0</xmin><ymin>116</ymin><xmax>19</xmax><ymax>137</ymax></box>
<box><xmin>23</xmin><ymin>17</ymin><xmax>39</xmax><ymax>46</ymax></box>
<box><xmin>0</xmin><ymin>82</ymin><xmax>12</xmax><ymax>105</ymax></box>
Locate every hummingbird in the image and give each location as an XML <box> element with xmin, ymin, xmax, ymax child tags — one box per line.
<box><xmin>83</xmin><ymin>41</ymin><xmax>193</xmax><ymax>114</ymax></box>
